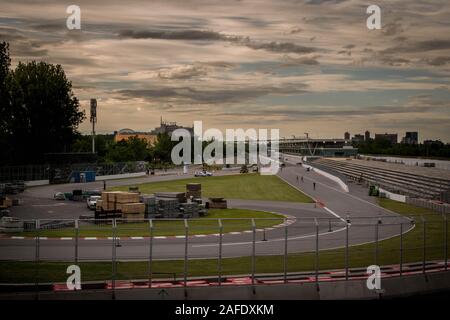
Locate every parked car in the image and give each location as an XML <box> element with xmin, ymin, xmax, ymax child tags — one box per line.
<box><xmin>86</xmin><ymin>195</ymin><xmax>101</xmax><ymax>210</ymax></box>
<box><xmin>194</xmin><ymin>171</ymin><xmax>213</xmax><ymax>177</ymax></box>
<box><xmin>54</xmin><ymin>192</ymin><xmax>66</xmax><ymax>200</ymax></box>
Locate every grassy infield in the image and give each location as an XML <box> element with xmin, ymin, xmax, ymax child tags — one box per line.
<box><xmin>0</xmin><ymin>174</ymin><xmax>448</xmax><ymax>284</ymax></box>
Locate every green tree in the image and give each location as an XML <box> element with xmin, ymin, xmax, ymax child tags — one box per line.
<box><xmin>105</xmin><ymin>136</ymin><xmax>150</xmax><ymax>162</ymax></box>
<box><xmin>0</xmin><ymin>44</ymin><xmax>85</xmax><ymax>164</ymax></box>
<box><xmin>153</xmin><ymin>132</ymin><xmax>175</xmax><ymax>163</ymax></box>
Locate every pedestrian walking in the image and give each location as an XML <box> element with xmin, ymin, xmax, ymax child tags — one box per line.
<box><xmin>313</xmin><ymin>182</ymin><xmax>316</xmax><ymax>190</ymax></box>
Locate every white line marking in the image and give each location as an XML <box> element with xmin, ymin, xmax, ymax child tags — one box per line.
<box><xmin>194</xmin><ymin>235</ymin><xmax>207</xmax><ymax>238</ymax></box>
<box><xmin>84</xmin><ymin>237</ymin><xmax>97</xmax><ymax>240</ymax></box>
<box><xmin>130</xmin><ymin>237</ymin><xmax>144</xmax><ymax>240</ymax></box>
<box><xmin>175</xmin><ymin>235</ymin><xmax>185</xmax><ymax>239</ymax></box>
<box><xmin>193</xmin><ymin>226</ymin><xmax>347</xmax><ymax>248</ymax></box>
<box><xmin>60</xmin><ymin>237</ymin><xmax>73</xmax><ymax>240</ymax></box>
<box><xmin>11</xmin><ymin>236</ymin><xmax>24</xmax><ymax>239</ymax></box>
<box><xmin>154</xmin><ymin>236</ymin><xmax>167</xmax><ymax>239</ymax></box>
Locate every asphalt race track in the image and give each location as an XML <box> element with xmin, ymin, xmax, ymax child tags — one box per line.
<box><xmin>0</xmin><ymin>161</ymin><xmax>412</xmax><ymax>261</ymax></box>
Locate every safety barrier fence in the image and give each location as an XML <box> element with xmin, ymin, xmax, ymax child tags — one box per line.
<box><xmin>0</xmin><ymin>215</ymin><xmax>449</xmax><ymax>298</ymax></box>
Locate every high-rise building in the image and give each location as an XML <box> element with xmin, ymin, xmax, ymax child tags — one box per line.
<box><xmin>375</xmin><ymin>133</ymin><xmax>398</xmax><ymax>144</ymax></box>
<box><xmin>344</xmin><ymin>132</ymin><xmax>350</xmax><ymax>140</ymax></box>
<box><xmin>352</xmin><ymin>134</ymin><xmax>365</xmax><ymax>143</ymax></box>
<box><xmin>365</xmin><ymin>130</ymin><xmax>370</xmax><ymax>142</ymax></box>
<box><xmin>402</xmin><ymin>131</ymin><xmax>418</xmax><ymax>145</ymax></box>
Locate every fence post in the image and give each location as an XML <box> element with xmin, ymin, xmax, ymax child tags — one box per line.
<box><xmin>283</xmin><ymin>219</ymin><xmax>288</xmax><ymax>283</ymax></box>
<box><xmin>184</xmin><ymin>219</ymin><xmax>189</xmax><ymax>296</ymax></box>
<box><xmin>315</xmin><ymin>218</ymin><xmax>319</xmax><ymax>287</ymax></box>
<box><xmin>251</xmin><ymin>218</ymin><xmax>256</xmax><ymax>292</ymax></box>
<box><xmin>345</xmin><ymin>218</ymin><xmax>349</xmax><ymax>280</ymax></box>
<box><xmin>148</xmin><ymin>219</ymin><xmax>153</xmax><ymax>288</ymax></box>
<box><xmin>400</xmin><ymin>223</ymin><xmax>403</xmax><ymax>276</ymax></box>
<box><xmin>111</xmin><ymin>218</ymin><xmax>117</xmax><ymax>300</ymax></box>
<box><xmin>74</xmin><ymin>219</ymin><xmax>79</xmax><ymax>265</ymax></box>
<box><xmin>375</xmin><ymin>218</ymin><xmax>380</xmax><ymax>266</ymax></box>
<box><xmin>34</xmin><ymin>219</ymin><xmax>40</xmax><ymax>300</ymax></box>
<box><xmin>422</xmin><ymin>216</ymin><xmax>426</xmax><ymax>274</ymax></box>
<box><xmin>445</xmin><ymin>214</ymin><xmax>448</xmax><ymax>271</ymax></box>
<box><xmin>218</xmin><ymin>219</ymin><xmax>223</xmax><ymax>286</ymax></box>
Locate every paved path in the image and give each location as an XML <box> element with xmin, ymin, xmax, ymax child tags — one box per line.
<box><xmin>0</xmin><ymin>160</ymin><xmax>412</xmax><ymax>261</ymax></box>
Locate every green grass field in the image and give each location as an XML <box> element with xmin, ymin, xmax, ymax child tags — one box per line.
<box><xmin>13</xmin><ymin>209</ymin><xmax>284</xmax><ymax>237</ymax></box>
<box><xmin>1</xmin><ymin>199</ymin><xmax>448</xmax><ymax>284</ymax></box>
<box><xmin>111</xmin><ymin>173</ymin><xmax>313</xmax><ymax>203</ymax></box>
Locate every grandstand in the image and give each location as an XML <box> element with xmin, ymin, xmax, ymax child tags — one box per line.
<box><xmin>310</xmin><ymin>158</ymin><xmax>450</xmax><ymax>201</ymax></box>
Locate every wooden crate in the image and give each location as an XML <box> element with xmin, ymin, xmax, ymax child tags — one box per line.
<box><xmin>101</xmin><ymin>191</ymin><xmax>140</xmax><ymax>204</ymax></box>
<box><xmin>121</xmin><ymin>202</ymin><xmax>145</xmax><ymax>214</ymax></box>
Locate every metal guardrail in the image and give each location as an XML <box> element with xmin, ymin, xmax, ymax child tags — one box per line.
<box><xmin>1</xmin><ymin>214</ymin><xmax>449</xmax><ymax>298</ymax></box>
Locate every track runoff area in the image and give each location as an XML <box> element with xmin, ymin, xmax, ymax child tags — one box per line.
<box><xmin>1</xmin><ymin>157</ymin><xmax>445</xmax><ymax>299</ymax></box>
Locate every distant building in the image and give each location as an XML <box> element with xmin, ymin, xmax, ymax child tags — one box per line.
<box><xmin>365</xmin><ymin>130</ymin><xmax>371</xmax><ymax>142</ymax></box>
<box><xmin>114</xmin><ymin>128</ymin><xmax>157</xmax><ymax>146</ymax></box>
<box><xmin>153</xmin><ymin>117</ymin><xmax>194</xmax><ymax>136</ymax></box>
<box><xmin>402</xmin><ymin>131</ymin><xmax>418</xmax><ymax>145</ymax></box>
<box><xmin>114</xmin><ymin>118</ymin><xmax>194</xmax><ymax>145</ymax></box>
<box><xmin>344</xmin><ymin>132</ymin><xmax>350</xmax><ymax>140</ymax></box>
<box><xmin>375</xmin><ymin>133</ymin><xmax>398</xmax><ymax>144</ymax></box>
<box><xmin>424</xmin><ymin>139</ymin><xmax>444</xmax><ymax>147</ymax></box>
<box><xmin>352</xmin><ymin>134</ymin><xmax>365</xmax><ymax>143</ymax></box>
<box><xmin>279</xmin><ymin>138</ymin><xmax>357</xmax><ymax>157</ymax></box>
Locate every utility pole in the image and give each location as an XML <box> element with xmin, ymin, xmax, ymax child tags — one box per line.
<box><xmin>90</xmin><ymin>98</ymin><xmax>97</xmax><ymax>154</ymax></box>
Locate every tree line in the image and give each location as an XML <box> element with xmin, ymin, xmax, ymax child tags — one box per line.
<box><xmin>355</xmin><ymin>138</ymin><xmax>450</xmax><ymax>159</ymax></box>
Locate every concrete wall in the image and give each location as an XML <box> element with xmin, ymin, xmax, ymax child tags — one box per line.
<box><xmin>24</xmin><ymin>179</ymin><xmax>50</xmax><ymax>187</ymax></box>
<box><xmin>5</xmin><ymin>271</ymin><xmax>450</xmax><ymax>300</ymax></box>
<box><xmin>95</xmin><ymin>172</ymin><xmax>147</xmax><ymax>181</ymax></box>
<box><xmin>379</xmin><ymin>187</ymin><xmax>407</xmax><ymax>203</ymax></box>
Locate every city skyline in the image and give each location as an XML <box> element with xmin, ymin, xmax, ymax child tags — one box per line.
<box><xmin>1</xmin><ymin>0</ymin><xmax>449</xmax><ymax>141</ymax></box>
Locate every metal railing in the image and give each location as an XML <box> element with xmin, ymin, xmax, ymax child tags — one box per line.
<box><xmin>1</xmin><ymin>215</ymin><xmax>449</xmax><ymax>298</ymax></box>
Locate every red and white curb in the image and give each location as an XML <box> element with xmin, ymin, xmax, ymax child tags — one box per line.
<box><xmin>0</xmin><ymin>215</ymin><xmax>296</xmax><ymax>241</ymax></box>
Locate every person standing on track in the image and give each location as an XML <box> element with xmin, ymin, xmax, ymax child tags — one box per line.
<box><xmin>296</xmin><ymin>175</ymin><xmax>299</xmax><ymax>183</ymax></box>
<box><xmin>313</xmin><ymin>181</ymin><xmax>316</xmax><ymax>190</ymax></box>
<box><xmin>301</xmin><ymin>176</ymin><xmax>304</xmax><ymax>182</ymax></box>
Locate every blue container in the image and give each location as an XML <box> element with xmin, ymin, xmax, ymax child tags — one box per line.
<box><xmin>84</xmin><ymin>171</ymin><xmax>96</xmax><ymax>182</ymax></box>
<box><xmin>71</xmin><ymin>171</ymin><xmax>81</xmax><ymax>183</ymax></box>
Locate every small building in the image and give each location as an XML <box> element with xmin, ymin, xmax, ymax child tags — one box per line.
<box><xmin>114</xmin><ymin>128</ymin><xmax>157</xmax><ymax>146</ymax></box>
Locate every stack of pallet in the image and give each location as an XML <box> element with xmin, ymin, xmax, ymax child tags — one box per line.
<box><xmin>154</xmin><ymin>192</ymin><xmax>186</xmax><ymax>203</ymax></box>
<box><xmin>0</xmin><ymin>197</ymin><xmax>13</xmax><ymax>209</ymax></box>
<box><xmin>180</xmin><ymin>202</ymin><xmax>200</xmax><ymax>218</ymax></box>
<box><xmin>99</xmin><ymin>191</ymin><xmax>144</xmax><ymax>220</ymax></box>
<box><xmin>121</xmin><ymin>203</ymin><xmax>145</xmax><ymax>221</ymax></box>
<box><xmin>186</xmin><ymin>183</ymin><xmax>201</xmax><ymax>199</ymax></box>
<box><xmin>157</xmin><ymin>198</ymin><xmax>181</xmax><ymax>218</ymax></box>
<box><xmin>208</xmin><ymin>197</ymin><xmax>227</xmax><ymax>209</ymax></box>
<box><xmin>140</xmin><ymin>194</ymin><xmax>157</xmax><ymax>217</ymax></box>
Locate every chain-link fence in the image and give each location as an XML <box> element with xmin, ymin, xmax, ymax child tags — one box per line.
<box><xmin>0</xmin><ymin>215</ymin><xmax>448</xmax><ymax>296</ymax></box>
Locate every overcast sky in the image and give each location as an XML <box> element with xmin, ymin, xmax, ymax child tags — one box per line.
<box><xmin>1</xmin><ymin>0</ymin><xmax>449</xmax><ymax>141</ymax></box>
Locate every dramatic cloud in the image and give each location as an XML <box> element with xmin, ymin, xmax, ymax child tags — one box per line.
<box><xmin>1</xmin><ymin>0</ymin><xmax>449</xmax><ymax>140</ymax></box>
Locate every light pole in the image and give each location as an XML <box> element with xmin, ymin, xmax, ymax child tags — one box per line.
<box><xmin>90</xmin><ymin>98</ymin><xmax>97</xmax><ymax>154</ymax></box>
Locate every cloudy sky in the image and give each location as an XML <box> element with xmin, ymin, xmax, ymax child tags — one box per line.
<box><xmin>1</xmin><ymin>0</ymin><xmax>450</xmax><ymax>141</ymax></box>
